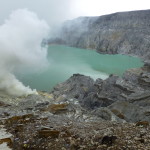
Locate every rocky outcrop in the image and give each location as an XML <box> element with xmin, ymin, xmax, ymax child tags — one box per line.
<box><xmin>47</xmin><ymin>10</ymin><xmax>150</xmax><ymax>124</ymax></box>
<box><xmin>50</xmin><ymin>64</ymin><xmax>150</xmax><ymax>123</ymax></box>
<box><xmin>0</xmin><ymin>64</ymin><xmax>150</xmax><ymax>149</ymax></box>
<box><xmin>49</xmin><ymin>9</ymin><xmax>150</xmax><ymax>61</ymax></box>
<box><xmin>0</xmin><ymin>80</ymin><xmax>150</xmax><ymax>149</ymax></box>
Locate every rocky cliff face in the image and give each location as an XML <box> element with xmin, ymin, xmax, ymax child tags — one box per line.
<box><xmin>1</xmin><ymin>65</ymin><xmax>150</xmax><ymax>149</ymax></box>
<box><xmin>49</xmin><ymin>9</ymin><xmax>150</xmax><ymax>61</ymax></box>
<box><xmin>1</xmin><ymin>66</ymin><xmax>150</xmax><ymax>149</ymax></box>
<box><xmin>51</xmin><ymin>63</ymin><xmax>150</xmax><ymax>123</ymax></box>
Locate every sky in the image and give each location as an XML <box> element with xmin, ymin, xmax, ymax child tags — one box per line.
<box><xmin>0</xmin><ymin>0</ymin><xmax>149</xmax><ymax>26</ymax></box>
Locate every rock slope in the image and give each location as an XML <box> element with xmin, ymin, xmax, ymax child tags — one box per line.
<box><xmin>0</xmin><ymin>63</ymin><xmax>150</xmax><ymax>149</ymax></box>
<box><xmin>49</xmin><ymin>9</ymin><xmax>150</xmax><ymax>61</ymax></box>
<box><xmin>0</xmin><ymin>79</ymin><xmax>150</xmax><ymax>149</ymax></box>
<box><xmin>51</xmin><ymin>63</ymin><xmax>150</xmax><ymax>123</ymax></box>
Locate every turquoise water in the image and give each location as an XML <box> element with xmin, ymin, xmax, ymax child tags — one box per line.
<box><xmin>17</xmin><ymin>45</ymin><xmax>143</xmax><ymax>91</ymax></box>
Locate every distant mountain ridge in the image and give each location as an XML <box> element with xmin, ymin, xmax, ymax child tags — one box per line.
<box><xmin>49</xmin><ymin>9</ymin><xmax>150</xmax><ymax>61</ymax></box>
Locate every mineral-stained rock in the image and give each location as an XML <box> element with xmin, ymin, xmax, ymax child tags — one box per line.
<box><xmin>136</xmin><ymin>121</ymin><xmax>149</xmax><ymax>127</ymax></box>
<box><xmin>5</xmin><ymin>114</ymin><xmax>34</xmax><ymax>124</ymax></box>
<box><xmin>45</xmin><ymin>103</ymin><xmax>68</xmax><ymax>114</ymax></box>
<box><xmin>0</xmin><ymin>138</ymin><xmax>12</xmax><ymax>146</ymax></box>
<box><xmin>0</xmin><ymin>127</ymin><xmax>13</xmax><ymax>149</ymax></box>
<box><xmin>38</xmin><ymin>128</ymin><xmax>60</xmax><ymax>138</ymax></box>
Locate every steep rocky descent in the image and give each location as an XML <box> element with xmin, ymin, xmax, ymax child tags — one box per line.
<box><xmin>0</xmin><ymin>88</ymin><xmax>150</xmax><ymax>149</ymax></box>
<box><xmin>50</xmin><ymin>63</ymin><xmax>150</xmax><ymax>123</ymax></box>
<box><xmin>0</xmin><ymin>65</ymin><xmax>150</xmax><ymax>149</ymax></box>
<box><xmin>49</xmin><ymin>9</ymin><xmax>150</xmax><ymax>61</ymax></box>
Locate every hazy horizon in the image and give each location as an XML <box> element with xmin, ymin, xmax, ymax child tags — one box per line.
<box><xmin>0</xmin><ymin>0</ymin><xmax>149</xmax><ymax>26</ymax></box>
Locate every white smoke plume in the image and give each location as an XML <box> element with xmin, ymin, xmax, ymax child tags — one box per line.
<box><xmin>0</xmin><ymin>9</ymin><xmax>50</xmax><ymax>96</ymax></box>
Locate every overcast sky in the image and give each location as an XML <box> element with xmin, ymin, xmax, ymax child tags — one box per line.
<box><xmin>0</xmin><ymin>0</ymin><xmax>149</xmax><ymax>26</ymax></box>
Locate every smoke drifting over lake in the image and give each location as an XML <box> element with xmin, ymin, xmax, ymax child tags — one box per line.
<box><xmin>0</xmin><ymin>9</ymin><xmax>49</xmax><ymax>96</ymax></box>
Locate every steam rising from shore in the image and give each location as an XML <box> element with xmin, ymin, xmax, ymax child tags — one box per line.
<box><xmin>0</xmin><ymin>9</ymin><xmax>49</xmax><ymax>96</ymax></box>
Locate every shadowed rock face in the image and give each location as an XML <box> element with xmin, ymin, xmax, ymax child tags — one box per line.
<box><xmin>1</xmin><ymin>69</ymin><xmax>150</xmax><ymax>149</ymax></box>
<box><xmin>50</xmin><ymin>64</ymin><xmax>150</xmax><ymax>123</ymax></box>
<box><xmin>49</xmin><ymin>9</ymin><xmax>150</xmax><ymax>61</ymax></box>
<box><xmin>0</xmin><ymin>69</ymin><xmax>150</xmax><ymax>149</ymax></box>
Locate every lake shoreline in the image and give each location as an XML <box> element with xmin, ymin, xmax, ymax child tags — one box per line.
<box><xmin>17</xmin><ymin>45</ymin><xmax>143</xmax><ymax>91</ymax></box>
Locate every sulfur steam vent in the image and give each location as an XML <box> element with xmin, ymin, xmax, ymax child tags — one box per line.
<box><xmin>0</xmin><ymin>9</ymin><xmax>49</xmax><ymax>96</ymax></box>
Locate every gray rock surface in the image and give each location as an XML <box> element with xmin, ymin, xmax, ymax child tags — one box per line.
<box><xmin>0</xmin><ymin>66</ymin><xmax>150</xmax><ymax>149</ymax></box>
<box><xmin>50</xmin><ymin>64</ymin><xmax>150</xmax><ymax>122</ymax></box>
<box><xmin>1</xmin><ymin>64</ymin><xmax>150</xmax><ymax>124</ymax></box>
<box><xmin>49</xmin><ymin>9</ymin><xmax>150</xmax><ymax>61</ymax></box>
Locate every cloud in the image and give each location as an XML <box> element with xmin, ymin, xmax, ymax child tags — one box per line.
<box><xmin>0</xmin><ymin>9</ymin><xmax>50</xmax><ymax>96</ymax></box>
